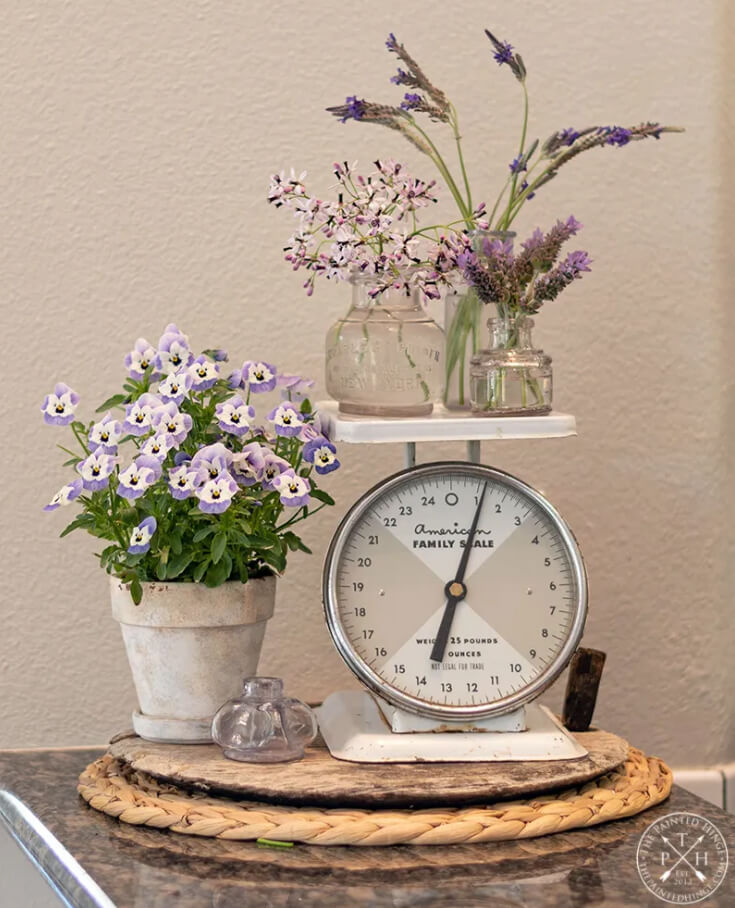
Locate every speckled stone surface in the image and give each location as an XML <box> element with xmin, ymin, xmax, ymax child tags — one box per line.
<box><xmin>0</xmin><ymin>748</ymin><xmax>733</xmax><ymax>907</ymax></box>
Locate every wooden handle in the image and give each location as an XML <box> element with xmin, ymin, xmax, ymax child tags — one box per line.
<box><xmin>562</xmin><ymin>647</ymin><xmax>607</xmax><ymax>731</ymax></box>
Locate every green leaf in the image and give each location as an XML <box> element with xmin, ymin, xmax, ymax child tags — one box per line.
<box><xmin>95</xmin><ymin>393</ymin><xmax>129</xmax><ymax>413</ymax></box>
<box><xmin>60</xmin><ymin>515</ymin><xmax>94</xmax><ymax>538</ymax></box>
<box><xmin>261</xmin><ymin>547</ymin><xmax>287</xmax><ymax>573</ymax></box>
<box><xmin>169</xmin><ymin>531</ymin><xmax>183</xmax><ymax>556</ymax></box>
<box><xmin>204</xmin><ymin>557</ymin><xmax>229</xmax><ymax>587</ymax></box>
<box><xmin>300</xmin><ymin>398</ymin><xmax>312</xmax><ymax>414</ymax></box>
<box><xmin>130</xmin><ymin>576</ymin><xmax>143</xmax><ymax>605</ymax></box>
<box><xmin>193</xmin><ymin>559</ymin><xmax>210</xmax><ymax>583</ymax></box>
<box><xmin>193</xmin><ymin>526</ymin><xmax>216</xmax><ymax>543</ymax></box>
<box><xmin>155</xmin><ymin>559</ymin><xmax>167</xmax><ymax>581</ymax></box>
<box><xmin>211</xmin><ymin>533</ymin><xmax>227</xmax><ymax>564</ymax></box>
<box><xmin>166</xmin><ymin>553</ymin><xmax>193</xmax><ymax>579</ymax></box>
<box><xmin>282</xmin><ymin>532</ymin><xmax>312</xmax><ymax>554</ymax></box>
<box><xmin>309</xmin><ymin>488</ymin><xmax>335</xmax><ymax>506</ymax></box>
<box><xmin>62</xmin><ymin>457</ymin><xmax>82</xmax><ymax>467</ymax></box>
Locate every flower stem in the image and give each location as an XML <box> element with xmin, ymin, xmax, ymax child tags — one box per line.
<box><xmin>450</xmin><ymin>104</ymin><xmax>473</xmax><ymax>213</ymax></box>
<box><xmin>407</xmin><ymin>119</ymin><xmax>473</xmax><ymax>226</ymax></box>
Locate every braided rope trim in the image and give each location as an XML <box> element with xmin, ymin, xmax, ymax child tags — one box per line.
<box><xmin>78</xmin><ymin>748</ymin><xmax>672</xmax><ymax>847</ymax></box>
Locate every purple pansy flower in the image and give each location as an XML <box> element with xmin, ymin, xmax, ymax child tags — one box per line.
<box><xmin>303</xmin><ymin>437</ymin><xmax>340</xmax><ymax>475</ymax></box>
<box><xmin>267</xmin><ymin>403</ymin><xmax>304</xmax><ymax>437</ymax></box>
<box><xmin>151</xmin><ymin>401</ymin><xmax>192</xmax><ymax>446</ymax></box>
<box><xmin>122</xmin><ymin>393</ymin><xmax>162</xmax><ymax>436</ymax></box>
<box><xmin>154</xmin><ymin>324</ymin><xmax>193</xmax><ymax>375</ymax></box>
<box><xmin>227</xmin><ymin>368</ymin><xmax>243</xmax><ymax>389</ymax></box>
<box><xmin>117</xmin><ymin>459</ymin><xmax>157</xmax><ymax>500</ymax></box>
<box><xmin>158</xmin><ymin>370</ymin><xmax>193</xmax><ymax>406</ymax></box>
<box><xmin>77</xmin><ymin>451</ymin><xmax>117</xmax><ymax>491</ymax></box>
<box><xmin>188</xmin><ymin>355</ymin><xmax>220</xmax><ymax>391</ymax></box>
<box><xmin>44</xmin><ymin>478</ymin><xmax>83</xmax><ymax>512</ymax></box>
<box><xmin>215</xmin><ymin>395</ymin><xmax>255</xmax><ymax>437</ymax></box>
<box><xmin>243</xmin><ymin>361</ymin><xmax>277</xmax><ymax>393</ymax></box>
<box><xmin>134</xmin><ymin>453</ymin><xmax>164</xmax><ymax>481</ymax></box>
<box><xmin>272</xmin><ymin>469</ymin><xmax>311</xmax><ymax>508</ymax></box>
<box><xmin>88</xmin><ymin>413</ymin><xmax>123</xmax><ymax>454</ymax></box>
<box><xmin>41</xmin><ymin>383</ymin><xmax>79</xmax><ymax>427</ymax></box>
<box><xmin>277</xmin><ymin>374</ymin><xmax>315</xmax><ymax>403</ymax></box>
<box><xmin>128</xmin><ymin>517</ymin><xmax>157</xmax><ymax>554</ymax></box>
<box><xmin>191</xmin><ymin>442</ymin><xmax>233</xmax><ymax>481</ymax></box>
<box><xmin>140</xmin><ymin>433</ymin><xmax>173</xmax><ymax>460</ymax></box>
<box><xmin>261</xmin><ymin>452</ymin><xmax>290</xmax><ymax>490</ymax></box>
<box><xmin>231</xmin><ymin>443</ymin><xmax>266</xmax><ymax>486</ymax></box>
<box><xmin>300</xmin><ymin>412</ymin><xmax>333</xmax><ymax>445</ymax></box>
<box><xmin>196</xmin><ymin>473</ymin><xmax>238</xmax><ymax>514</ymax></box>
<box><xmin>124</xmin><ymin>338</ymin><xmax>157</xmax><ymax>380</ymax></box>
<box><xmin>210</xmin><ymin>349</ymin><xmax>228</xmax><ymax>362</ymax></box>
<box><xmin>167</xmin><ymin>464</ymin><xmax>202</xmax><ymax>499</ymax></box>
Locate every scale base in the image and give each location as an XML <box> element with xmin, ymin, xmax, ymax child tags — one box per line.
<box><xmin>317</xmin><ymin>691</ymin><xmax>588</xmax><ymax>763</ymax></box>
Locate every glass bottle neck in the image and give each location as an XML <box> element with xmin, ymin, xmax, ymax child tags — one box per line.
<box><xmin>488</xmin><ymin>315</ymin><xmax>534</xmax><ymax>349</ymax></box>
<box><xmin>241</xmin><ymin>677</ymin><xmax>284</xmax><ymax>700</ymax></box>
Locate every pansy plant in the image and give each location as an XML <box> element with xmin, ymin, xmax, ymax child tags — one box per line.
<box><xmin>42</xmin><ymin>324</ymin><xmax>340</xmax><ymax>604</ymax></box>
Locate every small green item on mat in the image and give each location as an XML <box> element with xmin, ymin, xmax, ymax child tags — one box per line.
<box><xmin>257</xmin><ymin>837</ymin><xmax>295</xmax><ymax>849</ymax></box>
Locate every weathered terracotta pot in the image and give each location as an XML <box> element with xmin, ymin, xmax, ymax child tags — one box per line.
<box><xmin>110</xmin><ymin>576</ymin><xmax>276</xmax><ymax>743</ymax></box>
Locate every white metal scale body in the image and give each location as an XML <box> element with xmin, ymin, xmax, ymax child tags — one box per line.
<box><xmin>317</xmin><ymin>461</ymin><xmax>589</xmax><ymax>763</ymax></box>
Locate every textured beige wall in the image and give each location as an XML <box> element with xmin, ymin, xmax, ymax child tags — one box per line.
<box><xmin>1</xmin><ymin>1</ymin><xmax>733</xmax><ymax>766</ymax></box>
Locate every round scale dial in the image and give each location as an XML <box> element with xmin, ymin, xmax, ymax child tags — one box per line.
<box><xmin>323</xmin><ymin>462</ymin><xmax>587</xmax><ymax>721</ymax></box>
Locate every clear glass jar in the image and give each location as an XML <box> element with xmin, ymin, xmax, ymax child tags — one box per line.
<box><xmin>325</xmin><ymin>277</ymin><xmax>444</xmax><ymax>417</ymax></box>
<box><xmin>211</xmin><ymin>677</ymin><xmax>318</xmax><ymax>763</ymax></box>
<box><xmin>443</xmin><ymin>231</ymin><xmax>515</xmax><ymax>410</ymax></box>
<box><xmin>470</xmin><ymin>316</ymin><xmax>552</xmax><ymax>416</ymax></box>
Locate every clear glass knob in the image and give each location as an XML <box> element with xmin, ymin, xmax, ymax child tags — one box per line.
<box><xmin>211</xmin><ymin>677</ymin><xmax>318</xmax><ymax>763</ymax></box>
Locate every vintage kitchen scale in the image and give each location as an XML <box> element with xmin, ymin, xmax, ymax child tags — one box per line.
<box><xmin>315</xmin><ymin>403</ymin><xmax>589</xmax><ymax>763</ymax></box>
<box><xmin>86</xmin><ymin>403</ymin><xmax>674</xmax><ymax>846</ymax></box>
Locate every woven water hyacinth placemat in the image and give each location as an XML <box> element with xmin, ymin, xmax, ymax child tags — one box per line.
<box><xmin>78</xmin><ymin>748</ymin><xmax>672</xmax><ymax>847</ymax></box>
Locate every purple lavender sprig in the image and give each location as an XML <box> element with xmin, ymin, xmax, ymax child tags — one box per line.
<box><xmin>524</xmin><ymin>250</ymin><xmax>592</xmax><ymax>312</ymax></box>
<box><xmin>541</xmin><ymin>122</ymin><xmax>683</xmax><ymax>176</ymax></box>
<box><xmin>385</xmin><ymin>33</ymin><xmax>450</xmax><ymax>116</ymax></box>
<box><xmin>325</xmin><ymin>99</ymin><xmax>433</xmax><ymax>154</ymax></box>
<box><xmin>485</xmin><ymin>29</ymin><xmax>526</xmax><ymax>82</ymax></box>
<box><xmin>452</xmin><ymin>219</ymin><xmax>591</xmax><ymax>316</ymax></box>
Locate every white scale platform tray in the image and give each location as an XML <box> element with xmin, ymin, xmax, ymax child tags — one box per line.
<box><xmin>317</xmin><ymin>401</ymin><xmax>577</xmax><ymax>444</ymax></box>
<box><xmin>317</xmin><ymin>691</ymin><xmax>588</xmax><ymax>763</ymax></box>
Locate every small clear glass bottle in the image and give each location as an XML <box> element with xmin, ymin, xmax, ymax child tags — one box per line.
<box><xmin>325</xmin><ymin>275</ymin><xmax>444</xmax><ymax>417</ymax></box>
<box><xmin>470</xmin><ymin>316</ymin><xmax>552</xmax><ymax>416</ymax></box>
<box><xmin>443</xmin><ymin>230</ymin><xmax>515</xmax><ymax>410</ymax></box>
<box><xmin>211</xmin><ymin>677</ymin><xmax>318</xmax><ymax>763</ymax></box>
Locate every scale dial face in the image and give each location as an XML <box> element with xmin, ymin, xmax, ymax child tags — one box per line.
<box><xmin>323</xmin><ymin>462</ymin><xmax>588</xmax><ymax>721</ymax></box>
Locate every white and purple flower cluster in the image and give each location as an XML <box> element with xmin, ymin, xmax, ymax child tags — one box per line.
<box><xmin>269</xmin><ymin>160</ymin><xmax>468</xmax><ymax>302</ymax></box>
<box><xmin>42</xmin><ymin>324</ymin><xmax>340</xmax><ymax>565</ymax></box>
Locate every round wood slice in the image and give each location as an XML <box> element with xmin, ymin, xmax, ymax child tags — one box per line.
<box><xmin>107</xmin><ymin>728</ymin><xmax>629</xmax><ymax>808</ymax></box>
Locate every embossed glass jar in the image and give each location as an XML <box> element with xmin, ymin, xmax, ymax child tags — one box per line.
<box><xmin>211</xmin><ymin>677</ymin><xmax>318</xmax><ymax>763</ymax></box>
<box><xmin>325</xmin><ymin>276</ymin><xmax>444</xmax><ymax>417</ymax></box>
<box><xmin>470</xmin><ymin>316</ymin><xmax>552</xmax><ymax>416</ymax></box>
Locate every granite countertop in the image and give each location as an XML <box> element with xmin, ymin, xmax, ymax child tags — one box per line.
<box><xmin>0</xmin><ymin>748</ymin><xmax>733</xmax><ymax>907</ymax></box>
